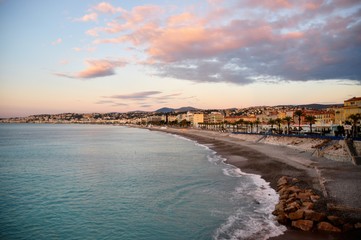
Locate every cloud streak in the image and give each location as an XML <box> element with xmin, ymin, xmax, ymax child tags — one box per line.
<box><xmin>55</xmin><ymin>59</ymin><xmax>127</xmax><ymax>79</ymax></box>
<box><xmin>108</xmin><ymin>91</ymin><xmax>162</xmax><ymax>100</ymax></box>
<box><xmin>97</xmin><ymin>91</ymin><xmax>188</xmax><ymax>109</ymax></box>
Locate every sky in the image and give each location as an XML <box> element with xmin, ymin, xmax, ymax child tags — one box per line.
<box><xmin>0</xmin><ymin>0</ymin><xmax>361</xmax><ymax>117</ymax></box>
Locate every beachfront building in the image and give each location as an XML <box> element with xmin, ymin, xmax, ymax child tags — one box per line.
<box><xmin>146</xmin><ymin>115</ymin><xmax>162</xmax><ymax>124</ymax></box>
<box><xmin>224</xmin><ymin>116</ymin><xmax>241</xmax><ymax>123</ymax></box>
<box><xmin>177</xmin><ymin>113</ymin><xmax>188</xmax><ymax>123</ymax></box>
<box><xmin>344</xmin><ymin>97</ymin><xmax>361</xmax><ymax>119</ymax></box>
<box><xmin>334</xmin><ymin>107</ymin><xmax>344</xmax><ymax>125</ymax></box>
<box><xmin>167</xmin><ymin>115</ymin><xmax>178</xmax><ymax>123</ymax></box>
<box><xmin>187</xmin><ymin>112</ymin><xmax>204</xmax><ymax>128</ymax></box>
<box><xmin>204</xmin><ymin>112</ymin><xmax>224</xmax><ymax>124</ymax></box>
<box><xmin>314</xmin><ymin>111</ymin><xmax>335</xmax><ymax>125</ymax></box>
<box><xmin>332</xmin><ymin>97</ymin><xmax>361</xmax><ymax>124</ymax></box>
<box><xmin>241</xmin><ymin>115</ymin><xmax>257</xmax><ymax>122</ymax></box>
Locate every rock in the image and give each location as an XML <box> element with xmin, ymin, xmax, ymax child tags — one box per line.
<box><xmin>310</xmin><ymin>194</ymin><xmax>320</xmax><ymax>202</ymax></box>
<box><xmin>289</xmin><ymin>209</ymin><xmax>304</xmax><ymax>220</ymax></box>
<box><xmin>278</xmin><ymin>185</ymin><xmax>288</xmax><ymax>193</ymax></box>
<box><xmin>343</xmin><ymin>223</ymin><xmax>354</xmax><ymax>232</ymax></box>
<box><xmin>304</xmin><ymin>210</ymin><xmax>326</xmax><ymax>222</ymax></box>
<box><xmin>297</xmin><ymin>192</ymin><xmax>311</xmax><ymax>201</ymax></box>
<box><xmin>279</xmin><ymin>192</ymin><xmax>289</xmax><ymax>200</ymax></box>
<box><xmin>284</xmin><ymin>205</ymin><xmax>298</xmax><ymax>213</ymax></box>
<box><xmin>273</xmin><ymin>202</ymin><xmax>285</xmax><ymax>216</ymax></box>
<box><xmin>291</xmin><ymin>178</ymin><xmax>299</xmax><ymax>183</ymax></box>
<box><xmin>301</xmin><ymin>201</ymin><xmax>314</xmax><ymax>210</ymax></box>
<box><xmin>286</xmin><ymin>196</ymin><xmax>297</xmax><ymax>204</ymax></box>
<box><xmin>292</xmin><ymin>220</ymin><xmax>314</xmax><ymax>231</ymax></box>
<box><xmin>277</xmin><ymin>176</ymin><xmax>288</xmax><ymax>187</ymax></box>
<box><xmin>317</xmin><ymin>222</ymin><xmax>341</xmax><ymax>232</ymax></box>
<box><xmin>285</xmin><ymin>201</ymin><xmax>300</xmax><ymax>213</ymax></box>
<box><xmin>327</xmin><ymin>215</ymin><xmax>345</xmax><ymax>226</ymax></box>
<box><xmin>355</xmin><ymin>222</ymin><xmax>361</xmax><ymax>229</ymax></box>
<box><xmin>276</xmin><ymin>213</ymin><xmax>289</xmax><ymax>225</ymax></box>
<box><xmin>287</xmin><ymin>186</ymin><xmax>301</xmax><ymax>194</ymax></box>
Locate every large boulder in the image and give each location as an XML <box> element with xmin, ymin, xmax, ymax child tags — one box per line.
<box><xmin>289</xmin><ymin>209</ymin><xmax>304</xmax><ymax>220</ymax></box>
<box><xmin>304</xmin><ymin>210</ymin><xmax>326</xmax><ymax>222</ymax></box>
<box><xmin>317</xmin><ymin>222</ymin><xmax>341</xmax><ymax>232</ymax></box>
<box><xmin>292</xmin><ymin>220</ymin><xmax>314</xmax><ymax>231</ymax></box>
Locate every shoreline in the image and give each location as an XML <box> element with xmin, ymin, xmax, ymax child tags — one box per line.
<box><xmin>146</xmin><ymin>126</ymin><xmax>361</xmax><ymax>240</ymax></box>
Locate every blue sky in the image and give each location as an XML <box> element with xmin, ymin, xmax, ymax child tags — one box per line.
<box><xmin>1</xmin><ymin>0</ymin><xmax>361</xmax><ymax>117</ymax></box>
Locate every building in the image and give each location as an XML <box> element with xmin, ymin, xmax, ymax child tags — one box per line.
<box><xmin>333</xmin><ymin>97</ymin><xmax>361</xmax><ymax>124</ymax></box>
<box><xmin>187</xmin><ymin>112</ymin><xmax>204</xmax><ymax>127</ymax></box>
<box><xmin>314</xmin><ymin>111</ymin><xmax>335</xmax><ymax>125</ymax></box>
<box><xmin>224</xmin><ymin>116</ymin><xmax>241</xmax><ymax>123</ymax></box>
<box><xmin>204</xmin><ymin>112</ymin><xmax>224</xmax><ymax>124</ymax></box>
<box><xmin>343</xmin><ymin>97</ymin><xmax>361</xmax><ymax>120</ymax></box>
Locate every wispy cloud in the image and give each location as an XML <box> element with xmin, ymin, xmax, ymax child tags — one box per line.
<box><xmin>87</xmin><ymin>0</ymin><xmax>361</xmax><ymax>84</ymax></box>
<box><xmin>51</xmin><ymin>38</ymin><xmax>62</xmax><ymax>45</ymax></box>
<box><xmin>55</xmin><ymin>59</ymin><xmax>127</xmax><ymax>79</ymax></box>
<box><xmin>108</xmin><ymin>91</ymin><xmax>162</xmax><ymax>100</ymax></box>
<box><xmin>76</xmin><ymin>12</ymin><xmax>98</xmax><ymax>22</ymax></box>
<box><xmin>93</xmin><ymin>2</ymin><xmax>123</xmax><ymax>14</ymax></box>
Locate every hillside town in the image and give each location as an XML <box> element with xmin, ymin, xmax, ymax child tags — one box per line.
<box><xmin>1</xmin><ymin>97</ymin><xmax>360</xmax><ymax>138</ymax></box>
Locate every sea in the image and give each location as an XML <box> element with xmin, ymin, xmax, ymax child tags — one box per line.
<box><xmin>0</xmin><ymin>124</ymin><xmax>286</xmax><ymax>240</ymax></box>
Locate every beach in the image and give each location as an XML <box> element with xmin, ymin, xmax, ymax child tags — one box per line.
<box><xmin>149</xmin><ymin>127</ymin><xmax>361</xmax><ymax>240</ymax></box>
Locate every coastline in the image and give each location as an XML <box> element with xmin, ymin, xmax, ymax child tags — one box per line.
<box><xmin>146</xmin><ymin>126</ymin><xmax>361</xmax><ymax>240</ymax></box>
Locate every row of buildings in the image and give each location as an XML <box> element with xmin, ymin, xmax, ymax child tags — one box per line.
<box><xmin>1</xmin><ymin>97</ymin><xmax>360</xmax><ymax>135</ymax></box>
<box><xmin>141</xmin><ymin>97</ymin><xmax>360</xmax><ymax>130</ymax></box>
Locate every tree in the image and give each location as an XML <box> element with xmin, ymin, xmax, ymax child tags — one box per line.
<box><xmin>236</xmin><ymin>119</ymin><xmax>244</xmax><ymax>132</ymax></box>
<box><xmin>304</xmin><ymin>115</ymin><xmax>316</xmax><ymax>133</ymax></box>
<box><xmin>275</xmin><ymin>118</ymin><xmax>282</xmax><ymax>134</ymax></box>
<box><xmin>283</xmin><ymin>116</ymin><xmax>293</xmax><ymax>134</ymax></box>
<box><xmin>294</xmin><ymin>110</ymin><xmax>303</xmax><ymax>134</ymax></box>
<box><xmin>254</xmin><ymin>119</ymin><xmax>260</xmax><ymax>133</ymax></box>
<box><xmin>348</xmin><ymin>113</ymin><xmax>361</xmax><ymax>137</ymax></box>
<box><xmin>249</xmin><ymin>121</ymin><xmax>254</xmax><ymax>133</ymax></box>
<box><xmin>268</xmin><ymin>119</ymin><xmax>276</xmax><ymax>133</ymax></box>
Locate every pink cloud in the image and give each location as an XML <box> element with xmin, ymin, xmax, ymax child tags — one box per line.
<box><xmin>144</xmin><ymin>19</ymin><xmax>274</xmax><ymax>62</ymax></box>
<box><xmin>86</xmin><ymin>28</ymin><xmax>99</xmax><ymax>37</ymax></box>
<box><xmin>93</xmin><ymin>2</ymin><xmax>123</xmax><ymax>14</ymax></box>
<box><xmin>282</xmin><ymin>31</ymin><xmax>304</xmax><ymax>39</ymax></box>
<box><xmin>56</xmin><ymin>59</ymin><xmax>127</xmax><ymax>79</ymax></box>
<box><xmin>77</xmin><ymin>12</ymin><xmax>98</xmax><ymax>22</ymax></box>
<box><xmin>124</xmin><ymin>5</ymin><xmax>164</xmax><ymax>24</ymax></box>
<box><xmin>242</xmin><ymin>0</ymin><xmax>293</xmax><ymax>9</ymax></box>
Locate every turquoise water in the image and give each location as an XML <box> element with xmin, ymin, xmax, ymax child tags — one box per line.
<box><xmin>0</xmin><ymin>124</ymin><xmax>285</xmax><ymax>239</ymax></box>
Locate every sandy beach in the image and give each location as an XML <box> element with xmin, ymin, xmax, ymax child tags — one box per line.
<box><xmin>148</xmin><ymin>127</ymin><xmax>361</xmax><ymax>240</ymax></box>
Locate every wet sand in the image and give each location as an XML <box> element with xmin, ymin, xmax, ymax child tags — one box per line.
<box><xmin>148</xmin><ymin>127</ymin><xmax>361</xmax><ymax>240</ymax></box>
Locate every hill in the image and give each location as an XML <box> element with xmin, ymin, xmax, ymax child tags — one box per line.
<box><xmin>155</xmin><ymin>106</ymin><xmax>199</xmax><ymax>113</ymax></box>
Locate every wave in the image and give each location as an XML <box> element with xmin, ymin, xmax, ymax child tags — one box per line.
<box><xmin>213</xmin><ymin>171</ymin><xmax>286</xmax><ymax>240</ymax></box>
<box><xmin>165</xmin><ymin>131</ymin><xmax>286</xmax><ymax>239</ymax></box>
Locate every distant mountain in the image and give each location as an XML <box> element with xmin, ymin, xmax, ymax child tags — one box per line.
<box><xmin>155</xmin><ymin>107</ymin><xmax>174</xmax><ymax>113</ymax></box>
<box><xmin>155</xmin><ymin>106</ymin><xmax>199</xmax><ymax>113</ymax></box>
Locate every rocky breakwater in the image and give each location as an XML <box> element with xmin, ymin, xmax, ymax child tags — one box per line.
<box><xmin>272</xmin><ymin>176</ymin><xmax>361</xmax><ymax>233</ymax></box>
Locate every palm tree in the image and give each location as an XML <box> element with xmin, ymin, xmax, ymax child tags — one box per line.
<box><xmin>275</xmin><ymin>118</ymin><xmax>282</xmax><ymax>134</ymax></box>
<box><xmin>348</xmin><ymin>113</ymin><xmax>361</xmax><ymax>137</ymax></box>
<box><xmin>254</xmin><ymin>119</ymin><xmax>260</xmax><ymax>133</ymax></box>
<box><xmin>294</xmin><ymin>110</ymin><xmax>303</xmax><ymax>134</ymax></box>
<box><xmin>304</xmin><ymin>115</ymin><xmax>316</xmax><ymax>133</ymax></box>
<box><xmin>236</xmin><ymin>119</ymin><xmax>244</xmax><ymax>132</ymax></box>
<box><xmin>268</xmin><ymin>119</ymin><xmax>276</xmax><ymax>134</ymax></box>
<box><xmin>283</xmin><ymin>116</ymin><xmax>293</xmax><ymax>134</ymax></box>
